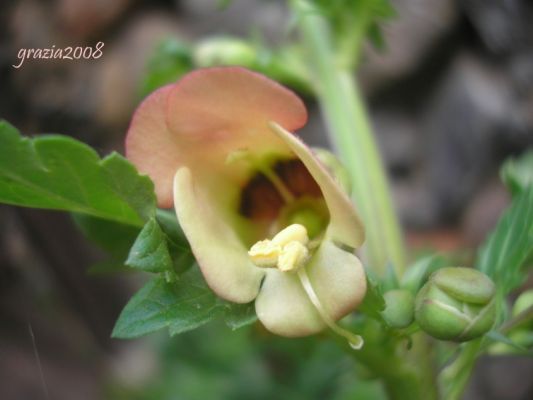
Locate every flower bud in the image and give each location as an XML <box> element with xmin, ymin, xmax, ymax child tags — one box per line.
<box><xmin>415</xmin><ymin>267</ymin><xmax>496</xmax><ymax>342</ymax></box>
<box><xmin>194</xmin><ymin>37</ymin><xmax>257</xmax><ymax>68</ymax></box>
<box><xmin>313</xmin><ymin>148</ymin><xmax>352</xmax><ymax>195</ymax></box>
<box><xmin>381</xmin><ymin>289</ymin><xmax>415</xmax><ymax>328</ymax></box>
<box><xmin>512</xmin><ymin>289</ymin><xmax>533</xmax><ymax>330</ymax></box>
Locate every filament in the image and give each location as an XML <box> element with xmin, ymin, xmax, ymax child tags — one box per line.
<box><xmin>297</xmin><ymin>267</ymin><xmax>363</xmax><ymax>350</ymax></box>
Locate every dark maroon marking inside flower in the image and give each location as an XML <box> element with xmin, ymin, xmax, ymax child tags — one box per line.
<box><xmin>240</xmin><ymin>159</ymin><xmax>322</xmax><ymax>220</ymax></box>
<box><xmin>239</xmin><ymin>173</ymin><xmax>284</xmax><ymax>220</ymax></box>
<box><xmin>275</xmin><ymin>159</ymin><xmax>322</xmax><ymax>198</ymax></box>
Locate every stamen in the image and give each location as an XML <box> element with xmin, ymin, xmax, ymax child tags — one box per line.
<box><xmin>278</xmin><ymin>241</ymin><xmax>309</xmax><ymax>272</ymax></box>
<box><xmin>272</xmin><ymin>223</ymin><xmax>308</xmax><ymax>247</ymax></box>
<box><xmin>227</xmin><ymin>150</ymin><xmax>295</xmax><ymax>204</ymax></box>
<box><xmin>249</xmin><ymin>224</ymin><xmax>309</xmax><ymax>270</ymax></box>
<box><xmin>248</xmin><ymin>240</ymin><xmax>280</xmax><ymax>268</ymax></box>
<box><xmin>297</xmin><ymin>267</ymin><xmax>364</xmax><ymax>350</ymax></box>
<box><xmin>248</xmin><ymin>224</ymin><xmax>363</xmax><ymax>349</ymax></box>
<box><xmin>258</xmin><ymin>164</ymin><xmax>295</xmax><ymax>204</ymax></box>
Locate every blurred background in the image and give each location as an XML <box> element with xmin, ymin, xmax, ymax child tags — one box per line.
<box><xmin>1</xmin><ymin>0</ymin><xmax>532</xmax><ymax>399</ymax></box>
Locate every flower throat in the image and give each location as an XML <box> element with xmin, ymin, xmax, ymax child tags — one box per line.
<box><xmin>245</xmin><ymin>159</ymin><xmax>363</xmax><ymax>350</ymax></box>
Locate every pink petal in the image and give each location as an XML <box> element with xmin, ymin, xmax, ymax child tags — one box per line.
<box><xmin>125</xmin><ymin>85</ymin><xmax>176</xmax><ymax>208</ymax></box>
<box><xmin>126</xmin><ymin>67</ymin><xmax>307</xmax><ymax>208</ymax></box>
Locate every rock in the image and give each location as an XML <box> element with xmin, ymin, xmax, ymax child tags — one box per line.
<box><xmin>8</xmin><ymin>0</ymin><xmax>98</xmax><ymax>138</ymax></box>
<box><xmin>394</xmin><ymin>179</ymin><xmax>441</xmax><ymax>229</ymax></box>
<box><xmin>298</xmin><ymin>102</ymin><xmax>331</xmax><ymax>149</ymax></box>
<box><xmin>358</xmin><ymin>0</ymin><xmax>459</xmax><ymax>93</ymax></box>
<box><xmin>465</xmin><ymin>355</ymin><xmax>533</xmax><ymax>400</ymax></box>
<box><xmin>373</xmin><ymin>111</ymin><xmax>420</xmax><ymax>175</ymax></box>
<box><xmin>179</xmin><ymin>0</ymin><xmax>289</xmax><ymax>42</ymax></box>
<box><xmin>463</xmin><ymin>0</ymin><xmax>533</xmax><ymax>56</ymax></box>
<box><xmin>92</xmin><ymin>12</ymin><xmax>185</xmax><ymax>131</ymax></box>
<box><xmin>421</xmin><ymin>53</ymin><xmax>513</xmax><ymax>223</ymax></box>
<box><xmin>56</xmin><ymin>0</ymin><xmax>135</xmax><ymax>41</ymax></box>
<box><xmin>461</xmin><ymin>179</ymin><xmax>510</xmax><ymax>247</ymax></box>
<box><xmin>108</xmin><ymin>342</ymin><xmax>158</xmax><ymax>389</ymax></box>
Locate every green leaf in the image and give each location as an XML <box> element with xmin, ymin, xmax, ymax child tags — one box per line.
<box><xmin>126</xmin><ymin>218</ymin><xmax>174</xmax><ymax>274</ymax></box>
<box><xmin>486</xmin><ymin>330</ymin><xmax>529</xmax><ymax>353</ymax></box>
<box><xmin>224</xmin><ymin>302</ymin><xmax>257</xmax><ymax>330</ymax></box>
<box><xmin>156</xmin><ymin>209</ymin><xmax>191</xmax><ymax>253</ymax></box>
<box><xmin>401</xmin><ymin>254</ymin><xmax>448</xmax><ymax>295</ymax></box>
<box><xmin>141</xmin><ymin>39</ymin><xmax>193</xmax><ymax>97</ymax></box>
<box><xmin>73</xmin><ymin>214</ymin><xmax>140</xmax><ymax>258</ymax></box>
<box><xmin>112</xmin><ymin>267</ymin><xmax>227</xmax><ymax>339</ymax></box>
<box><xmin>501</xmin><ymin>150</ymin><xmax>533</xmax><ymax>196</ymax></box>
<box><xmin>0</xmin><ymin>120</ymin><xmax>156</xmax><ymax>226</ymax></box>
<box><xmin>476</xmin><ymin>186</ymin><xmax>533</xmax><ymax>296</ymax></box>
<box><xmin>126</xmin><ymin>212</ymin><xmax>193</xmax><ymax>276</ymax></box>
<box><xmin>359</xmin><ymin>271</ymin><xmax>386</xmax><ymax>321</ymax></box>
<box><xmin>367</xmin><ymin>23</ymin><xmax>387</xmax><ymax>50</ymax></box>
<box><xmin>74</xmin><ymin>214</ymin><xmax>142</xmax><ymax>275</ymax></box>
<box><xmin>380</xmin><ymin>262</ymin><xmax>400</xmax><ymax>292</ymax></box>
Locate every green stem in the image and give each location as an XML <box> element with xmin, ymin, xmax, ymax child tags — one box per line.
<box><xmin>346</xmin><ymin>327</ymin><xmax>438</xmax><ymax>400</ymax></box>
<box><xmin>355</xmin><ymin>351</ymin><xmax>422</xmax><ymax>400</ymax></box>
<box><xmin>293</xmin><ymin>0</ymin><xmax>406</xmax><ymax>276</ymax></box>
<box><xmin>439</xmin><ymin>340</ymin><xmax>482</xmax><ymax>400</ymax></box>
<box><xmin>291</xmin><ymin>2</ymin><xmax>438</xmax><ymax>399</ymax></box>
<box><xmin>499</xmin><ymin>304</ymin><xmax>533</xmax><ymax>334</ymax></box>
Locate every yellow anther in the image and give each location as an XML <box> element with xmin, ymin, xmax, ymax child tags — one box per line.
<box><xmin>248</xmin><ymin>240</ymin><xmax>280</xmax><ymax>268</ymax></box>
<box><xmin>278</xmin><ymin>241</ymin><xmax>309</xmax><ymax>272</ymax></box>
<box><xmin>249</xmin><ymin>225</ymin><xmax>310</xmax><ymax>271</ymax></box>
<box><xmin>272</xmin><ymin>224</ymin><xmax>309</xmax><ymax>247</ymax></box>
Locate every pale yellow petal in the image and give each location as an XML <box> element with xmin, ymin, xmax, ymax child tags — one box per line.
<box><xmin>255</xmin><ymin>240</ymin><xmax>366</xmax><ymax>336</ymax></box>
<box><xmin>270</xmin><ymin>123</ymin><xmax>365</xmax><ymax>248</ymax></box>
<box><xmin>173</xmin><ymin>167</ymin><xmax>265</xmax><ymax>303</ymax></box>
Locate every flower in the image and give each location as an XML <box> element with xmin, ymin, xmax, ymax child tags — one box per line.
<box><xmin>126</xmin><ymin>67</ymin><xmax>366</xmax><ymax>345</ymax></box>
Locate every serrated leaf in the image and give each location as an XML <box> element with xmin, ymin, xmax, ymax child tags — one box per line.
<box><xmin>0</xmin><ymin>120</ymin><xmax>156</xmax><ymax>226</ymax></box>
<box><xmin>224</xmin><ymin>302</ymin><xmax>257</xmax><ymax>330</ymax></box>
<box><xmin>501</xmin><ymin>150</ymin><xmax>533</xmax><ymax>196</ymax></box>
<box><xmin>112</xmin><ymin>267</ymin><xmax>226</xmax><ymax>339</ymax></box>
<box><xmin>155</xmin><ymin>209</ymin><xmax>195</xmax><ymax>275</ymax></box>
<box><xmin>126</xmin><ymin>218</ymin><xmax>173</xmax><ymax>274</ymax></box>
<box><xmin>155</xmin><ymin>209</ymin><xmax>191</xmax><ymax>252</ymax></box>
<box><xmin>476</xmin><ymin>186</ymin><xmax>533</xmax><ymax>296</ymax></box>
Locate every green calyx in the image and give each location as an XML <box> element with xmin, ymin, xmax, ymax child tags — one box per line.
<box><xmin>415</xmin><ymin>267</ymin><xmax>496</xmax><ymax>342</ymax></box>
<box><xmin>381</xmin><ymin>289</ymin><xmax>415</xmax><ymax>329</ymax></box>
